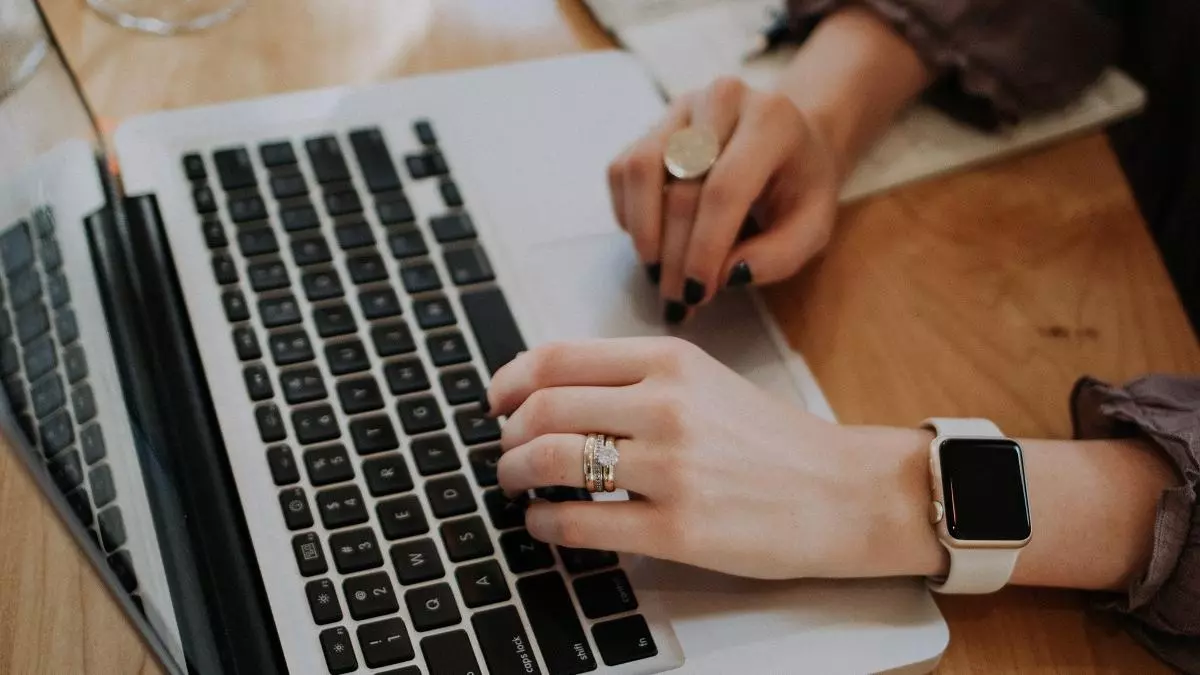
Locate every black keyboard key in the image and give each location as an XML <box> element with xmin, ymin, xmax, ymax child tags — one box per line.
<box><xmin>281</xmin><ymin>203</ymin><xmax>321</xmax><ymax>233</ymax></box>
<box><xmin>49</xmin><ymin>448</ymin><xmax>83</xmax><ymax>492</ymax></box>
<box><xmin>233</xmin><ymin>326</ymin><xmax>262</xmax><ymax>360</ymax></box>
<box><xmin>243</xmin><ymin>364</ymin><xmax>274</xmax><ymax>401</ymax></box>
<box><xmin>390</xmin><ymin>538</ymin><xmax>444</xmax><ymax>585</ymax></box>
<box><xmin>388</xmin><ymin>227</ymin><xmax>427</xmax><ymax>260</ymax></box>
<box><xmin>326</xmin><ymin>339</ymin><xmax>370</xmax><ymax>375</ymax></box>
<box><xmin>430</xmin><ymin>213</ymin><xmax>476</xmax><ymax>243</ymax></box>
<box><xmin>270</xmin><ymin>172</ymin><xmax>308</xmax><ymax>200</ymax></box>
<box><xmin>377</xmin><ymin>197</ymin><xmax>415</xmax><ymax>225</ymax></box>
<box><xmin>377</xmin><ymin>495</ymin><xmax>429</xmax><ymax>540</ymax></box>
<box><xmin>413</xmin><ymin>296</ymin><xmax>455</xmax><ymax>329</ymax></box>
<box><xmin>279</xmin><ymin>487</ymin><xmax>314</xmax><ymax>530</ymax></box>
<box><xmin>398</xmin><ymin>395</ymin><xmax>445</xmax><ymax>435</ymax></box>
<box><xmin>472</xmin><ymin>605</ymin><xmax>542</xmax><ymax>675</ymax></box>
<box><xmin>38</xmin><ymin>409</ymin><xmax>74</xmax><ymax>457</ymax></box>
<box><xmin>292</xmin><ymin>531</ymin><xmax>329</xmax><ymax>576</ymax></box>
<box><xmin>10</xmin><ymin>268</ymin><xmax>41</xmax><ymax>307</ymax></box>
<box><xmin>80</xmin><ymin>423</ymin><xmax>105</xmax><ymax>464</ymax></box>
<box><xmin>359</xmin><ymin>288</ymin><xmax>402</xmax><ymax>319</ymax></box>
<box><xmin>213</xmin><ymin>147</ymin><xmax>256</xmax><ymax>190</ymax></box>
<box><xmin>461</xmin><ymin>287</ymin><xmax>527</xmax><ymax>374</ymax></box>
<box><xmin>324</xmin><ymin>189</ymin><xmax>362</xmax><ymax>216</ymax></box>
<box><xmin>267</xmin><ymin>445</ymin><xmax>301</xmax><ymax>485</ymax></box>
<box><xmin>348</xmin><ymin>254</ymin><xmax>388</xmax><ymax>284</ymax></box>
<box><xmin>66</xmin><ymin>487</ymin><xmax>94</xmax><ymax>527</ymax></box>
<box><xmin>335</xmin><ymin>220</ymin><xmax>375</xmax><ymax>250</ymax></box>
<box><xmin>336</xmin><ymin>376</ymin><xmax>384</xmax><ymax>416</ymax></box>
<box><xmin>304</xmin><ymin>443</ymin><xmax>355</xmax><ymax>486</ymax></box>
<box><xmin>259</xmin><ymin>294</ymin><xmax>302</xmax><ymax>328</ymax></box>
<box><xmin>314</xmin><ymin>302</ymin><xmax>357</xmax><ymax>338</ymax></box>
<box><xmin>317</xmin><ymin>485</ymin><xmax>368</xmax><ymax>529</ymax></box>
<box><xmin>72</xmin><ymin>384</ymin><xmax>97</xmax><ymax>423</ymax></box>
<box><xmin>559</xmin><ymin>547</ymin><xmax>619</xmax><ymax>575</ymax></box>
<box><xmin>456</xmin><ymin>559</ymin><xmax>510</xmax><ymax>608</ymax></box>
<box><xmin>248</xmin><ymin>260</ymin><xmax>290</xmax><ymax>292</ymax></box>
<box><xmin>16</xmin><ymin>414</ymin><xmax>35</xmax><ymax>443</ymax></box>
<box><xmin>0</xmin><ymin>314</ymin><xmax>10</xmax><ymax>340</ymax></box>
<box><xmin>4</xmin><ymin>343</ymin><xmax>25</xmax><ymax>381</ymax></box>
<box><xmin>279</xmin><ymin>365</ymin><xmax>325</xmax><ymax>404</ymax></box>
<box><xmin>500</xmin><ymin>530</ymin><xmax>554</xmax><ymax>573</ymax></box>
<box><xmin>411</xmin><ymin>435</ymin><xmax>461</xmax><ymax>476</ymax></box>
<box><xmin>484</xmin><ymin>489</ymin><xmax>527</xmax><ymax>530</ymax></box>
<box><xmin>413</xmin><ymin>120</ymin><xmax>437</xmax><ymax>146</ymax></box>
<box><xmin>89</xmin><ymin>464</ymin><xmax>116</xmax><ymax>507</ymax></box>
<box><xmin>269</xmin><ymin>329</ymin><xmax>315</xmax><ymax>365</ymax></box>
<box><xmin>330</xmin><ymin>527</ymin><xmax>384</xmax><ymax>574</ymax></box>
<box><xmin>319</xmin><ymin>626</ymin><xmax>358</xmax><ymax>674</ymax></box>
<box><xmin>400</xmin><ymin>262</ymin><xmax>442</xmax><ymax>295</ymax></box>
<box><xmin>108</xmin><ymin>550</ymin><xmax>138</xmax><ymax>593</ymax></box>
<box><xmin>98</xmin><ymin>506</ymin><xmax>127</xmax><ymax>552</ymax></box>
<box><xmin>441</xmin><ymin>516</ymin><xmax>493</xmax><ymax>562</ymax></box>
<box><xmin>406</xmin><ymin>151</ymin><xmax>449</xmax><ymax>180</ymax></box>
<box><xmin>349</xmin><ymin>128</ymin><xmax>403</xmax><ymax>194</ymax></box>
<box><xmin>31</xmin><ymin>208</ymin><xmax>53</xmax><ymax>238</ymax></box>
<box><xmin>193</xmin><ymin>186</ymin><xmax>217</xmax><ymax>214</ymax></box>
<box><xmin>531</xmin><ymin>486</ymin><xmax>587</xmax><ymax>503</ymax></box>
<box><xmin>31</xmin><ymin>374</ymin><xmax>63</xmax><ymax>419</ymax></box>
<box><xmin>0</xmin><ymin>222</ymin><xmax>33</xmax><ymax>274</ymax></box>
<box><xmin>306</xmin><ymin>136</ymin><xmax>351</xmax><ymax>184</ymax></box>
<box><xmin>574</xmin><ymin>568</ymin><xmax>641</xmax><ymax>622</ymax></box>
<box><xmin>3</xmin><ymin>376</ymin><xmax>24</xmax><ymax>410</ymax></box>
<box><xmin>302</xmin><ymin>269</ymin><xmax>344</xmax><ymax>301</ymax></box>
<box><xmin>238</xmin><ymin>228</ymin><xmax>279</xmax><ymax>257</ymax></box>
<box><xmin>23</xmin><ymin>336</ymin><xmax>56</xmax><ymax>381</ymax></box>
<box><xmin>468</xmin><ymin>446</ymin><xmax>501</xmax><ymax>487</ymax></box>
<box><xmin>228</xmin><ymin>193</ymin><xmax>267</xmax><ymax>223</ymax></box>
<box><xmin>222</xmin><ymin>289</ymin><xmax>251</xmax><ymax>322</ymax></box>
<box><xmin>383</xmin><ymin>357</ymin><xmax>428</xmax><ymax>396</ymax></box>
<box><xmin>292</xmin><ymin>236</ymin><xmax>333</xmax><ymax>267</ymax></box>
<box><xmin>363</xmin><ymin>454</ymin><xmax>413</xmax><ymax>497</ymax></box>
<box><xmin>305</xmin><ymin>578</ymin><xmax>343</xmax><ymax>625</ymax></box>
<box><xmin>592</xmin><ymin>615</ymin><xmax>657</xmax><ymax>666</ymax></box>
<box><xmin>39</xmin><ymin>239</ymin><xmax>62</xmax><ymax>271</ymax></box>
<box><xmin>183</xmin><ymin>153</ymin><xmax>207</xmax><ymax>180</ymax></box>
<box><xmin>372</xmin><ymin>321</ymin><xmax>415</xmax><ymax>357</ymax></box>
<box><xmin>293</xmin><ymin>404</ymin><xmax>340</xmax><ymax>444</ymax></box>
<box><xmin>55</xmin><ymin>309</ymin><xmax>78</xmax><ymax>345</ymax></box>
<box><xmin>17</xmin><ymin>304</ymin><xmax>49</xmax><ymax>345</ymax></box>
<box><xmin>440</xmin><ymin>367</ymin><xmax>483</xmax><ymax>406</ymax></box>
<box><xmin>350</xmin><ymin>414</ymin><xmax>400</xmax><ymax>455</ymax></box>
<box><xmin>428</xmin><ymin>331</ymin><xmax>471</xmax><ymax>366</ymax></box>
<box><xmin>456</xmin><ymin>408</ymin><xmax>501</xmax><ymax>446</ymax></box>
<box><xmin>440</xmin><ymin>180</ymin><xmax>463</xmax><ymax>208</ymax></box>
<box><xmin>358</xmin><ymin>617</ymin><xmax>415</xmax><ymax>669</ymax></box>
<box><xmin>422</xmin><ymin>630</ymin><xmax>482</xmax><ymax>675</ymax></box>
<box><xmin>343</xmin><ymin>571</ymin><xmax>398</xmax><ymax>620</ymax></box>
<box><xmin>426</xmin><ymin>474</ymin><xmax>475</xmax><ymax>518</ymax></box>
<box><xmin>260</xmin><ymin>141</ymin><xmax>296</xmax><ymax>168</ymax></box>
<box><xmin>444</xmin><ymin>245</ymin><xmax>495</xmax><ymax>286</ymax></box>
<box><xmin>256</xmin><ymin>403</ymin><xmax>287</xmax><ymax>442</ymax></box>
<box><xmin>212</xmin><ymin>254</ymin><xmax>239</xmax><ymax>284</ymax></box>
<box><xmin>406</xmin><ymin>583</ymin><xmax>461</xmax><ymax>632</ymax></box>
<box><xmin>518</xmin><ymin>572</ymin><xmax>597</xmax><ymax>675</ymax></box>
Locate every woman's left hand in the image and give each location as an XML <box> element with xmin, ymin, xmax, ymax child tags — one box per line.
<box><xmin>486</xmin><ymin>337</ymin><xmax>936</xmax><ymax>580</ymax></box>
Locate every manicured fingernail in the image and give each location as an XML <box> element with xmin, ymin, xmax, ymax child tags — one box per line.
<box><xmin>726</xmin><ymin>261</ymin><xmax>753</xmax><ymax>288</ymax></box>
<box><xmin>664</xmin><ymin>301</ymin><xmax>687</xmax><ymax>325</ymax></box>
<box><xmin>683</xmin><ymin>278</ymin><xmax>706</xmax><ymax>305</ymax></box>
<box><xmin>645</xmin><ymin>263</ymin><xmax>661</xmax><ymax>286</ymax></box>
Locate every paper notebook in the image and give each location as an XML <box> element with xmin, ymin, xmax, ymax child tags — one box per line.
<box><xmin>584</xmin><ymin>0</ymin><xmax>1147</xmax><ymax>202</ymax></box>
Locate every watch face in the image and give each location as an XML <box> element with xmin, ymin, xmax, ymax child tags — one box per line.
<box><xmin>939</xmin><ymin>438</ymin><xmax>1031</xmax><ymax>541</ymax></box>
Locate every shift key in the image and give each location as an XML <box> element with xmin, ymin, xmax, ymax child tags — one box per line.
<box><xmin>516</xmin><ymin>572</ymin><xmax>596</xmax><ymax>674</ymax></box>
<box><xmin>472</xmin><ymin>605</ymin><xmax>542</xmax><ymax>675</ymax></box>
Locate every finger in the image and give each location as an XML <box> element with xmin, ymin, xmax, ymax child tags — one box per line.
<box><xmin>658</xmin><ymin>181</ymin><xmax>701</xmax><ymax>324</ymax></box>
<box><xmin>498</xmin><ymin>434</ymin><xmax>653</xmax><ymax>496</ymax></box>
<box><xmin>624</xmin><ymin>98</ymin><xmax>691</xmax><ymax>269</ymax></box>
<box><xmin>607</xmin><ymin>147</ymin><xmax>630</xmax><ymax>231</ymax></box>
<box><xmin>526</xmin><ymin>500</ymin><xmax>671</xmax><ymax>558</ymax></box>
<box><xmin>501</xmin><ymin>386</ymin><xmax>645</xmax><ymax>449</ymax></box>
<box><xmin>488</xmin><ymin>338</ymin><xmax>668</xmax><ymax>416</ymax></box>
<box><xmin>721</xmin><ymin>192</ymin><xmax>836</xmax><ymax>287</ymax></box>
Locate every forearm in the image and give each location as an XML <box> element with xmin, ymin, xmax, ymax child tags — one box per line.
<box><xmin>775</xmin><ymin>7</ymin><xmax>933</xmax><ymax>180</ymax></box>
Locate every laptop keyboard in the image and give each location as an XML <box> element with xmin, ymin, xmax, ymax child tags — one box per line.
<box><xmin>186</xmin><ymin>122</ymin><xmax>659</xmax><ymax>673</ymax></box>
<box><xmin>0</xmin><ymin>207</ymin><xmax>141</xmax><ymax>600</ymax></box>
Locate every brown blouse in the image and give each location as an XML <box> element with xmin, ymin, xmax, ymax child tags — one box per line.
<box><xmin>787</xmin><ymin>1</ymin><xmax>1200</xmax><ymax>671</ymax></box>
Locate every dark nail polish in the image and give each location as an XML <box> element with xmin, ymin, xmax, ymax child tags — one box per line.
<box><xmin>726</xmin><ymin>261</ymin><xmax>753</xmax><ymax>288</ymax></box>
<box><xmin>479</xmin><ymin>393</ymin><xmax>491</xmax><ymax>416</ymax></box>
<box><xmin>664</xmin><ymin>301</ymin><xmax>687</xmax><ymax>325</ymax></box>
<box><xmin>645</xmin><ymin>263</ymin><xmax>662</xmax><ymax>286</ymax></box>
<box><xmin>683</xmin><ymin>278</ymin><xmax>706</xmax><ymax>305</ymax></box>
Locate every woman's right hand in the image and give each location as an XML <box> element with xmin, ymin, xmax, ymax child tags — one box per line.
<box><xmin>607</xmin><ymin>77</ymin><xmax>844</xmax><ymax>323</ymax></box>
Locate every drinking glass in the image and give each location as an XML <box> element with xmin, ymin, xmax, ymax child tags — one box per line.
<box><xmin>0</xmin><ymin>0</ymin><xmax>48</xmax><ymax>102</ymax></box>
<box><xmin>86</xmin><ymin>0</ymin><xmax>246</xmax><ymax>35</ymax></box>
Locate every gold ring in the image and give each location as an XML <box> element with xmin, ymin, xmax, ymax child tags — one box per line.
<box><xmin>596</xmin><ymin>435</ymin><xmax>620</xmax><ymax>493</ymax></box>
<box><xmin>664</xmin><ymin>127</ymin><xmax>720</xmax><ymax>180</ymax></box>
<box><xmin>582</xmin><ymin>434</ymin><xmax>600</xmax><ymax>493</ymax></box>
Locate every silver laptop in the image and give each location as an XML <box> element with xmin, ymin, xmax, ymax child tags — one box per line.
<box><xmin>0</xmin><ymin>6</ymin><xmax>947</xmax><ymax>674</ymax></box>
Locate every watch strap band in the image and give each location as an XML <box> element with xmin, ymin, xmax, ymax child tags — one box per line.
<box><xmin>922</xmin><ymin>417</ymin><xmax>1003</xmax><ymax>438</ymax></box>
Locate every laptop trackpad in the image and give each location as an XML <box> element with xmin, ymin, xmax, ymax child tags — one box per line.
<box><xmin>515</xmin><ymin>232</ymin><xmax>804</xmax><ymax>407</ymax></box>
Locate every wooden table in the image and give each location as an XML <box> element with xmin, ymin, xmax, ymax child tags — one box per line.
<box><xmin>2</xmin><ymin>0</ymin><xmax>1196</xmax><ymax>673</ymax></box>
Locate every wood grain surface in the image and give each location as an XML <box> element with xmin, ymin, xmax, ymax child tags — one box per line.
<box><xmin>0</xmin><ymin>0</ymin><xmax>1195</xmax><ymax>673</ymax></box>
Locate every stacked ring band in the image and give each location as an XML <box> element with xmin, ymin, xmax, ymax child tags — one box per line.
<box><xmin>583</xmin><ymin>433</ymin><xmax>620</xmax><ymax>493</ymax></box>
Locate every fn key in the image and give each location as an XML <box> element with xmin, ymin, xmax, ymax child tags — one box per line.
<box><xmin>592</xmin><ymin>615</ymin><xmax>658</xmax><ymax>666</ymax></box>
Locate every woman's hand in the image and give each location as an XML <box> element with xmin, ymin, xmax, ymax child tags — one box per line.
<box><xmin>486</xmin><ymin>337</ymin><xmax>942</xmax><ymax>580</ymax></box>
<box><xmin>607</xmin><ymin>78</ymin><xmax>841</xmax><ymax>323</ymax></box>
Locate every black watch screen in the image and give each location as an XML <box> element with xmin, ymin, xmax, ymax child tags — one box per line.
<box><xmin>939</xmin><ymin>438</ymin><xmax>1031</xmax><ymax>541</ymax></box>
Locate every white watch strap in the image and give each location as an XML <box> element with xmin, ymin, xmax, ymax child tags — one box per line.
<box><xmin>922</xmin><ymin>417</ymin><xmax>1003</xmax><ymax>438</ymax></box>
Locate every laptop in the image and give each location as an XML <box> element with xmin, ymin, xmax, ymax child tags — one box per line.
<box><xmin>0</xmin><ymin>6</ymin><xmax>947</xmax><ymax>674</ymax></box>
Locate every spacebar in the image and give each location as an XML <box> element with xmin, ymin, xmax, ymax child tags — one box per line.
<box><xmin>460</xmin><ymin>287</ymin><xmax>526</xmax><ymax>374</ymax></box>
<box><xmin>517</xmin><ymin>572</ymin><xmax>597</xmax><ymax>674</ymax></box>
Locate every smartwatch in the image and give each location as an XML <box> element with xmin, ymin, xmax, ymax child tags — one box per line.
<box><xmin>922</xmin><ymin>418</ymin><xmax>1031</xmax><ymax>594</ymax></box>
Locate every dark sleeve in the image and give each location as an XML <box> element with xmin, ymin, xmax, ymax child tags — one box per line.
<box><xmin>786</xmin><ymin>0</ymin><xmax>1122</xmax><ymax>128</ymax></box>
<box><xmin>1071</xmin><ymin>374</ymin><xmax>1200</xmax><ymax>674</ymax></box>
